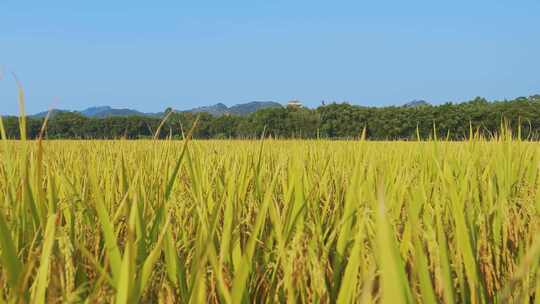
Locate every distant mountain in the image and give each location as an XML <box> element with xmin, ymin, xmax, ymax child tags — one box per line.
<box><xmin>31</xmin><ymin>106</ymin><xmax>156</xmax><ymax>118</ymax></box>
<box><xmin>29</xmin><ymin>101</ymin><xmax>283</xmax><ymax>118</ymax></box>
<box><xmin>32</xmin><ymin>109</ymin><xmax>70</xmax><ymax>118</ymax></box>
<box><xmin>404</xmin><ymin>100</ymin><xmax>430</xmax><ymax>108</ymax></box>
<box><xmin>80</xmin><ymin>106</ymin><xmax>147</xmax><ymax>118</ymax></box>
<box><xmin>228</xmin><ymin>101</ymin><xmax>282</xmax><ymax>115</ymax></box>
<box><xmin>187</xmin><ymin>101</ymin><xmax>282</xmax><ymax>116</ymax></box>
<box><xmin>189</xmin><ymin>103</ymin><xmax>229</xmax><ymax>116</ymax></box>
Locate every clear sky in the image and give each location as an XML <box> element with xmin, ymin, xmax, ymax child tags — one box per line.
<box><xmin>1</xmin><ymin>1</ymin><xmax>539</xmax><ymax>115</ymax></box>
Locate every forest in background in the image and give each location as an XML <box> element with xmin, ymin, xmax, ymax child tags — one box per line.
<box><xmin>2</xmin><ymin>95</ymin><xmax>540</xmax><ymax>140</ymax></box>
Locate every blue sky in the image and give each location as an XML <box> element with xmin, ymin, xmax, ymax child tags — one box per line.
<box><xmin>1</xmin><ymin>1</ymin><xmax>539</xmax><ymax>115</ymax></box>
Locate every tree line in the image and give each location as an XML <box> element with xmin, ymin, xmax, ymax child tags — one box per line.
<box><xmin>2</xmin><ymin>95</ymin><xmax>540</xmax><ymax>140</ymax></box>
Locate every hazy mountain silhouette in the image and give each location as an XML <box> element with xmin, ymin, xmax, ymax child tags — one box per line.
<box><xmin>31</xmin><ymin>101</ymin><xmax>283</xmax><ymax>118</ymax></box>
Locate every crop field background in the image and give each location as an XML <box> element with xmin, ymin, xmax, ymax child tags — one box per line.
<box><xmin>0</xmin><ymin>126</ymin><xmax>540</xmax><ymax>303</ymax></box>
<box><xmin>2</xmin><ymin>0</ymin><xmax>539</xmax><ymax>301</ymax></box>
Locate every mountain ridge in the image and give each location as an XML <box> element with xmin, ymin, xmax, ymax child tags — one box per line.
<box><xmin>403</xmin><ymin>100</ymin><xmax>431</xmax><ymax>108</ymax></box>
<box><xmin>31</xmin><ymin>101</ymin><xmax>283</xmax><ymax>118</ymax></box>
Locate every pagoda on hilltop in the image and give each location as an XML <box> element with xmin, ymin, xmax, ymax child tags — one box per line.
<box><xmin>287</xmin><ymin>100</ymin><xmax>303</xmax><ymax>108</ymax></box>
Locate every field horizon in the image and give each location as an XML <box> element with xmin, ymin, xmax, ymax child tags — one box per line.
<box><xmin>1</xmin><ymin>111</ymin><xmax>540</xmax><ymax>302</ymax></box>
<box><xmin>3</xmin><ymin>1</ymin><xmax>540</xmax><ymax>302</ymax></box>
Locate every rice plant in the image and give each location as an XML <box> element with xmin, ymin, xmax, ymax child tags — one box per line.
<box><xmin>0</xmin><ymin>103</ymin><xmax>540</xmax><ymax>303</ymax></box>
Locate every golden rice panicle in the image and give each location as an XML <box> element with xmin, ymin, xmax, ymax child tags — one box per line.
<box><xmin>0</xmin><ymin>99</ymin><xmax>539</xmax><ymax>303</ymax></box>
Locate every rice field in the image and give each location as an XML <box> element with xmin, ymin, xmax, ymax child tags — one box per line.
<box><xmin>0</xmin><ymin>126</ymin><xmax>539</xmax><ymax>303</ymax></box>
